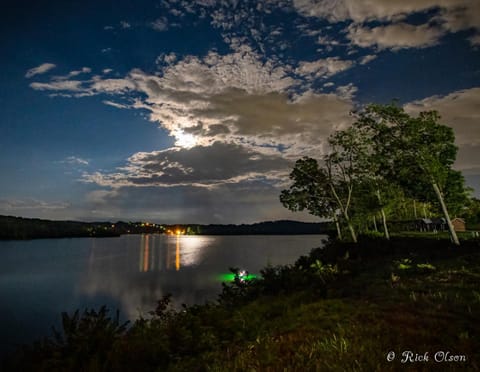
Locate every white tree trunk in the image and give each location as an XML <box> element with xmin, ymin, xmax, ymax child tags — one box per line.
<box><xmin>333</xmin><ymin>214</ymin><xmax>342</xmax><ymax>240</ymax></box>
<box><xmin>329</xmin><ymin>183</ymin><xmax>357</xmax><ymax>242</ymax></box>
<box><xmin>376</xmin><ymin>189</ymin><xmax>390</xmax><ymax>240</ymax></box>
<box><xmin>345</xmin><ymin>217</ymin><xmax>357</xmax><ymax>243</ymax></box>
<box><xmin>432</xmin><ymin>181</ymin><xmax>460</xmax><ymax>246</ymax></box>
<box><xmin>380</xmin><ymin>208</ymin><xmax>390</xmax><ymax>240</ymax></box>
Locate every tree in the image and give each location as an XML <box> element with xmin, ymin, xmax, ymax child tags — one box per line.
<box><xmin>280</xmin><ymin>157</ymin><xmax>343</xmax><ymax>240</ymax></box>
<box><xmin>464</xmin><ymin>198</ymin><xmax>480</xmax><ymax>227</ymax></box>
<box><xmin>280</xmin><ymin>152</ymin><xmax>359</xmax><ymax>242</ymax></box>
<box><xmin>356</xmin><ymin>104</ymin><xmax>468</xmax><ymax>245</ymax></box>
<box><xmin>330</xmin><ymin>124</ymin><xmax>393</xmax><ymax>239</ymax></box>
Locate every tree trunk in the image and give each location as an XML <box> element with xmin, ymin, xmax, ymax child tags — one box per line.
<box><xmin>376</xmin><ymin>189</ymin><xmax>390</xmax><ymax>240</ymax></box>
<box><xmin>345</xmin><ymin>217</ymin><xmax>357</xmax><ymax>243</ymax></box>
<box><xmin>372</xmin><ymin>215</ymin><xmax>378</xmax><ymax>232</ymax></box>
<box><xmin>432</xmin><ymin>181</ymin><xmax>460</xmax><ymax>246</ymax></box>
<box><xmin>380</xmin><ymin>208</ymin><xmax>390</xmax><ymax>240</ymax></box>
<box><xmin>329</xmin><ymin>183</ymin><xmax>357</xmax><ymax>243</ymax></box>
<box><xmin>413</xmin><ymin>200</ymin><xmax>417</xmax><ymax>219</ymax></box>
<box><xmin>333</xmin><ymin>214</ymin><xmax>342</xmax><ymax>240</ymax></box>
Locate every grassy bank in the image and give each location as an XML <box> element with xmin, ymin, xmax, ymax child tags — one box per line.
<box><xmin>3</xmin><ymin>236</ymin><xmax>480</xmax><ymax>371</ymax></box>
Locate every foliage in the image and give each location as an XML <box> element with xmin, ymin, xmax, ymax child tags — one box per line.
<box><xmin>279</xmin><ymin>157</ymin><xmax>337</xmax><ymax>219</ymax></box>
<box><xmin>393</xmin><ymin>258</ymin><xmax>436</xmax><ymax>273</ymax></box>
<box><xmin>281</xmin><ymin>103</ymin><xmax>470</xmax><ymax>244</ymax></box>
<box><xmin>464</xmin><ymin>198</ymin><xmax>480</xmax><ymax>226</ymax></box>
<box><xmin>4</xmin><ymin>307</ymin><xmax>129</xmax><ymax>371</ymax></box>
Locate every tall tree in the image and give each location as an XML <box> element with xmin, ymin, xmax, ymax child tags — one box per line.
<box><xmin>279</xmin><ymin>157</ymin><xmax>349</xmax><ymax>241</ymax></box>
<box><xmin>330</xmin><ymin>124</ymin><xmax>392</xmax><ymax>239</ymax></box>
<box><xmin>356</xmin><ymin>104</ymin><xmax>467</xmax><ymax>245</ymax></box>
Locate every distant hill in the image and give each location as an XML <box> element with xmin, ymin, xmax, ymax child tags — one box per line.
<box><xmin>0</xmin><ymin>215</ymin><xmax>332</xmax><ymax>240</ymax></box>
<box><xmin>175</xmin><ymin>220</ymin><xmax>332</xmax><ymax>235</ymax></box>
<box><xmin>0</xmin><ymin>215</ymin><xmax>120</xmax><ymax>240</ymax></box>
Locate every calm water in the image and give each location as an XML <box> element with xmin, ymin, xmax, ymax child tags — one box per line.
<box><xmin>0</xmin><ymin>234</ymin><xmax>326</xmax><ymax>354</ymax></box>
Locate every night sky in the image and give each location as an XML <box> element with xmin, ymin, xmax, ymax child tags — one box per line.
<box><xmin>1</xmin><ymin>0</ymin><xmax>479</xmax><ymax>223</ymax></box>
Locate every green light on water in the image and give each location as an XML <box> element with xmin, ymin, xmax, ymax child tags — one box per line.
<box><xmin>217</xmin><ymin>273</ymin><xmax>257</xmax><ymax>282</ymax></box>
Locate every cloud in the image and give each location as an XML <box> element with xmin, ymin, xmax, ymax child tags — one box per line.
<box><xmin>79</xmin><ymin>137</ymin><xmax>322</xmax><ymax>223</ymax></box>
<box><xmin>469</xmin><ymin>33</ymin><xmax>480</xmax><ymax>46</ymax></box>
<box><xmin>454</xmin><ymin>144</ymin><xmax>480</xmax><ymax>176</ymax></box>
<box><xmin>404</xmin><ymin>87</ymin><xmax>480</xmax><ymax>146</ymax></box>
<box><xmin>151</xmin><ymin>17</ymin><xmax>169</xmax><ymax>31</ymax></box>
<box><xmin>295</xmin><ymin>57</ymin><xmax>354</xmax><ymax>78</ymax></box>
<box><xmin>156</xmin><ymin>52</ymin><xmax>177</xmax><ymax>65</ymax></box>
<box><xmin>53</xmin><ymin>67</ymin><xmax>91</xmax><ymax>80</ymax></box>
<box><xmin>432</xmin><ymin>1</ymin><xmax>480</xmax><ymax>33</ymax></box>
<box><xmin>120</xmin><ymin>21</ymin><xmax>131</xmax><ymax>29</ymax></box>
<box><xmin>317</xmin><ymin>35</ymin><xmax>341</xmax><ymax>47</ymax></box>
<box><xmin>90</xmin><ymin>77</ymin><xmax>136</xmax><ymax>93</ymax></box>
<box><xmin>359</xmin><ymin>54</ymin><xmax>377</xmax><ymax>65</ymax></box>
<box><xmin>47</xmin><ymin>44</ymin><xmax>353</xmax><ymax>223</ymax></box>
<box><xmin>168</xmin><ymin>0</ymin><xmax>291</xmax><ymax>55</ymax></box>
<box><xmin>292</xmin><ymin>0</ymin><xmax>480</xmax><ymax>49</ymax></box>
<box><xmin>292</xmin><ymin>0</ymin><xmax>477</xmax><ymax>25</ymax></box>
<box><xmin>113</xmin><ymin>46</ymin><xmax>351</xmax><ymax>153</ymax></box>
<box><xmin>83</xmin><ymin>181</ymin><xmax>317</xmax><ymax>224</ymax></box>
<box><xmin>30</xmin><ymin>76</ymin><xmax>135</xmax><ymax>97</ymax></box>
<box><xmin>335</xmin><ymin>83</ymin><xmax>358</xmax><ymax>100</ymax></box>
<box><xmin>28</xmin><ymin>44</ymin><xmax>356</xmax><ymax>221</ymax></box>
<box><xmin>0</xmin><ymin>198</ymin><xmax>70</xmax><ymax>211</ymax></box>
<box><xmin>25</xmin><ymin>63</ymin><xmax>56</xmax><ymax>78</ymax></box>
<box><xmin>29</xmin><ymin>44</ymin><xmax>355</xmax><ymax>162</ymax></box>
<box><xmin>83</xmin><ymin>142</ymin><xmax>291</xmax><ymax>188</ymax></box>
<box><xmin>347</xmin><ymin>22</ymin><xmax>445</xmax><ymax>50</ymax></box>
<box><xmin>30</xmin><ymin>80</ymin><xmax>85</xmax><ymax>92</ymax></box>
<box><xmin>103</xmin><ymin>100</ymin><xmax>130</xmax><ymax>109</ymax></box>
<box><xmin>60</xmin><ymin>156</ymin><xmax>89</xmax><ymax>166</ymax></box>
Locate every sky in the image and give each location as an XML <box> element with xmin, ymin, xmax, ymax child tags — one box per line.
<box><xmin>0</xmin><ymin>0</ymin><xmax>479</xmax><ymax>224</ymax></box>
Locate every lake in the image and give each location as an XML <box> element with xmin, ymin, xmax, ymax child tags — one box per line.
<box><xmin>0</xmin><ymin>234</ymin><xmax>326</xmax><ymax>355</ymax></box>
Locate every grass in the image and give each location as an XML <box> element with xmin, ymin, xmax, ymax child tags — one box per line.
<box><xmin>3</xmin><ymin>236</ymin><xmax>480</xmax><ymax>371</ymax></box>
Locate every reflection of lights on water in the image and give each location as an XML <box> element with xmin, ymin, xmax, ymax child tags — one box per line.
<box><xmin>143</xmin><ymin>235</ymin><xmax>149</xmax><ymax>272</ymax></box>
<box><xmin>178</xmin><ymin>236</ymin><xmax>213</xmax><ymax>267</ymax></box>
<box><xmin>139</xmin><ymin>235</ymin><xmax>214</xmax><ymax>272</ymax></box>
<box><xmin>140</xmin><ymin>235</ymin><xmax>153</xmax><ymax>272</ymax></box>
<box><xmin>139</xmin><ymin>236</ymin><xmax>144</xmax><ymax>272</ymax></box>
<box><xmin>175</xmin><ymin>235</ymin><xmax>180</xmax><ymax>271</ymax></box>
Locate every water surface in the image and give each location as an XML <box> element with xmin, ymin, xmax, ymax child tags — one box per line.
<box><xmin>0</xmin><ymin>234</ymin><xmax>326</xmax><ymax>354</ymax></box>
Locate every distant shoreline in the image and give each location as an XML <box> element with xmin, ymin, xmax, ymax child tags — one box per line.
<box><xmin>0</xmin><ymin>215</ymin><xmax>332</xmax><ymax>241</ymax></box>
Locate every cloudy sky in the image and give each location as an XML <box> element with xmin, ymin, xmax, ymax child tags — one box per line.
<box><xmin>1</xmin><ymin>0</ymin><xmax>479</xmax><ymax>223</ymax></box>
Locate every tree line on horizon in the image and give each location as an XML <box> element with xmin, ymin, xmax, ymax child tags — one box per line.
<box><xmin>0</xmin><ymin>215</ymin><xmax>332</xmax><ymax>240</ymax></box>
<box><xmin>280</xmin><ymin>103</ymin><xmax>475</xmax><ymax>245</ymax></box>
